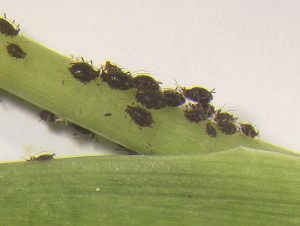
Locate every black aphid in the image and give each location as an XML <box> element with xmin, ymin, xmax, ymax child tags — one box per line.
<box><xmin>101</xmin><ymin>61</ymin><xmax>135</xmax><ymax>90</ymax></box>
<box><xmin>0</xmin><ymin>16</ymin><xmax>20</xmax><ymax>36</ymax></box>
<box><xmin>240</xmin><ymin>123</ymin><xmax>259</xmax><ymax>138</ymax></box>
<box><xmin>218</xmin><ymin>122</ymin><xmax>237</xmax><ymax>135</ymax></box>
<box><xmin>69</xmin><ymin>123</ymin><xmax>95</xmax><ymax>138</ymax></box>
<box><xmin>182</xmin><ymin>87</ymin><xmax>214</xmax><ymax>103</ymax></box>
<box><xmin>134</xmin><ymin>75</ymin><xmax>161</xmax><ymax>92</ymax></box>
<box><xmin>104</xmin><ymin>113</ymin><xmax>112</xmax><ymax>116</ymax></box>
<box><xmin>198</xmin><ymin>103</ymin><xmax>215</xmax><ymax>118</ymax></box>
<box><xmin>27</xmin><ymin>152</ymin><xmax>56</xmax><ymax>161</ymax></box>
<box><xmin>125</xmin><ymin>105</ymin><xmax>153</xmax><ymax>127</ymax></box>
<box><xmin>163</xmin><ymin>89</ymin><xmax>186</xmax><ymax>107</ymax></box>
<box><xmin>184</xmin><ymin>103</ymin><xmax>207</xmax><ymax>122</ymax></box>
<box><xmin>39</xmin><ymin>110</ymin><xmax>57</xmax><ymax>123</ymax></box>
<box><xmin>135</xmin><ymin>91</ymin><xmax>166</xmax><ymax>109</ymax></box>
<box><xmin>68</xmin><ymin>61</ymin><xmax>100</xmax><ymax>84</ymax></box>
<box><xmin>6</xmin><ymin>43</ymin><xmax>26</xmax><ymax>58</ymax></box>
<box><xmin>206</xmin><ymin>123</ymin><xmax>217</xmax><ymax>138</ymax></box>
<box><xmin>214</xmin><ymin>110</ymin><xmax>237</xmax><ymax>123</ymax></box>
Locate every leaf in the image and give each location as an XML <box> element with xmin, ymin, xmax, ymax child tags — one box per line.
<box><xmin>0</xmin><ymin>147</ymin><xmax>299</xmax><ymax>225</ymax></box>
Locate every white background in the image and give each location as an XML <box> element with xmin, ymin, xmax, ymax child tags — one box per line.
<box><xmin>0</xmin><ymin>0</ymin><xmax>299</xmax><ymax>161</ymax></box>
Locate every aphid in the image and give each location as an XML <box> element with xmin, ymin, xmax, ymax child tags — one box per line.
<box><xmin>101</xmin><ymin>61</ymin><xmax>123</xmax><ymax>74</ymax></box>
<box><xmin>134</xmin><ymin>75</ymin><xmax>161</xmax><ymax>92</ymax></box>
<box><xmin>214</xmin><ymin>110</ymin><xmax>237</xmax><ymax>123</ymax></box>
<box><xmin>163</xmin><ymin>89</ymin><xmax>186</xmax><ymax>107</ymax></box>
<box><xmin>6</xmin><ymin>43</ymin><xmax>26</xmax><ymax>58</ymax></box>
<box><xmin>125</xmin><ymin>105</ymin><xmax>153</xmax><ymax>127</ymax></box>
<box><xmin>240</xmin><ymin>123</ymin><xmax>259</xmax><ymax>138</ymax></box>
<box><xmin>27</xmin><ymin>152</ymin><xmax>56</xmax><ymax>161</ymax></box>
<box><xmin>218</xmin><ymin>122</ymin><xmax>237</xmax><ymax>135</ymax></box>
<box><xmin>104</xmin><ymin>113</ymin><xmax>112</xmax><ymax>116</ymax></box>
<box><xmin>206</xmin><ymin>123</ymin><xmax>217</xmax><ymax>138</ymax></box>
<box><xmin>68</xmin><ymin>61</ymin><xmax>100</xmax><ymax>84</ymax></box>
<box><xmin>101</xmin><ymin>61</ymin><xmax>135</xmax><ymax>90</ymax></box>
<box><xmin>39</xmin><ymin>110</ymin><xmax>57</xmax><ymax>123</ymax></box>
<box><xmin>135</xmin><ymin>91</ymin><xmax>166</xmax><ymax>109</ymax></box>
<box><xmin>184</xmin><ymin>103</ymin><xmax>207</xmax><ymax>122</ymax></box>
<box><xmin>69</xmin><ymin>123</ymin><xmax>95</xmax><ymax>138</ymax></box>
<box><xmin>182</xmin><ymin>87</ymin><xmax>215</xmax><ymax>103</ymax></box>
<box><xmin>0</xmin><ymin>15</ymin><xmax>20</xmax><ymax>36</ymax></box>
<box><xmin>197</xmin><ymin>103</ymin><xmax>215</xmax><ymax>118</ymax></box>
<box><xmin>39</xmin><ymin>110</ymin><xmax>67</xmax><ymax>125</ymax></box>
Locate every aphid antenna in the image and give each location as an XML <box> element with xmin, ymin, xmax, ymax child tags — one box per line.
<box><xmin>173</xmin><ymin>78</ymin><xmax>184</xmax><ymax>92</ymax></box>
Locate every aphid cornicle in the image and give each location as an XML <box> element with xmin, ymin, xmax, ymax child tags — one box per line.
<box><xmin>135</xmin><ymin>91</ymin><xmax>166</xmax><ymax>109</ymax></box>
<box><xmin>240</xmin><ymin>123</ymin><xmax>259</xmax><ymax>138</ymax></box>
<box><xmin>125</xmin><ymin>105</ymin><xmax>154</xmax><ymax>127</ymax></box>
<box><xmin>163</xmin><ymin>89</ymin><xmax>186</xmax><ymax>107</ymax></box>
<box><xmin>0</xmin><ymin>16</ymin><xmax>20</xmax><ymax>37</ymax></box>
<box><xmin>206</xmin><ymin>123</ymin><xmax>217</xmax><ymax>138</ymax></box>
<box><xmin>68</xmin><ymin>61</ymin><xmax>100</xmax><ymax>84</ymax></box>
<box><xmin>218</xmin><ymin>122</ymin><xmax>237</xmax><ymax>135</ymax></box>
<box><xmin>6</xmin><ymin>43</ymin><xmax>26</xmax><ymax>58</ymax></box>
<box><xmin>27</xmin><ymin>152</ymin><xmax>56</xmax><ymax>161</ymax></box>
<box><xmin>182</xmin><ymin>87</ymin><xmax>215</xmax><ymax>103</ymax></box>
<box><xmin>101</xmin><ymin>61</ymin><xmax>135</xmax><ymax>90</ymax></box>
<box><xmin>134</xmin><ymin>75</ymin><xmax>161</xmax><ymax>92</ymax></box>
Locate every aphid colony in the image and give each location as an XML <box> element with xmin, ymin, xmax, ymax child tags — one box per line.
<box><xmin>0</xmin><ymin>15</ymin><xmax>258</xmax><ymax>139</ymax></box>
<box><xmin>67</xmin><ymin>60</ymin><xmax>259</xmax><ymax>138</ymax></box>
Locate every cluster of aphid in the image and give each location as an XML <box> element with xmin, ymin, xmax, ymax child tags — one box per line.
<box><xmin>1</xmin><ymin>15</ymin><xmax>259</xmax><ymax>160</ymax></box>
<box><xmin>0</xmin><ymin>15</ymin><xmax>26</xmax><ymax>59</ymax></box>
<box><xmin>68</xmin><ymin>59</ymin><xmax>259</xmax><ymax>138</ymax></box>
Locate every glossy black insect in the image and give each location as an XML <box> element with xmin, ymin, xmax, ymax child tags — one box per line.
<box><xmin>101</xmin><ymin>61</ymin><xmax>135</xmax><ymax>90</ymax></box>
<box><xmin>39</xmin><ymin>110</ymin><xmax>57</xmax><ymax>123</ymax></box>
<box><xmin>240</xmin><ymin>123</ymin><xmax>259</xmax><ymax>138</ymax></box>
<box><xmin>182</xmin><ymin>87</ymin><xmax>215</xmax><ymax>103</ymax></box>
<box><xmin>125</xmin><ymin>105</ymin><xmax>153</xmax><ymax>127</ymax></box>
<box><xmin>135</xmin><ymin>91</ymin><xmax>166</xmax><ymax>109</ymax></box>
<box><xmin>134</xmin><ymin>75</ymin><xmax>161</xmax><ymax>92</ymax></box>
<box><xmin>218</xmin><ymin>122</ymin><xmax>237</xmax><ymax>135</ymax></box>
<box><xmin>69</xmin><ymin>123</ymin><xmax>95</xmax><ymax>138</ymax></box>
<box><xmin>0</xmin><ymin>16</ymin><xmax>20</xmax><ymax>36</ymax></box>
<box><xmin>104</xmin><ymin>113</ymin><xmax>112</xmax><ymax>116</ymax></box>
<box><xmin>214</xmin><ymin>110</ymin><xmax>237</xmax><ymax>123</ymax></box>
<box><xmin>6</xmin><ymin>43</ymin><xmax>26</xmax><ymax>58</ymax></box>
<box><xmin>68</xmin><ymin>61</ymin><xmax>100</xmax><ymax>84</ymax></box>
<box><xmin>163</xmin><ymin>89</ymin><xmax>186</xmax><ymax>107</ymax></box>
<box><xmin>206</xmin><ymin>123</ymin><xmax>217</xmax><ymax>138</ymax></box>
<box><xmin>184</xmin><ymin>103</ymin><xmax>208</xmax><ymax>122</ymax></box>
<box><xmin>27</xmin><ymin>152</ymin><xmax>56</xmax><ymax>161</ymax></box>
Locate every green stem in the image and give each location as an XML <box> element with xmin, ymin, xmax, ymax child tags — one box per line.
<box><xmin>0</xmin><ymin>26</ymin><xmax>297</xmax><ymax>156</ymax></box>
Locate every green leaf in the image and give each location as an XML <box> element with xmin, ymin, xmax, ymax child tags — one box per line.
<box><xmin>1</xmin><ymin>147</ymin><xmax>299</xmax><ymax>225</ymax></box>
<box><xmin>0</xmin><ymin>27</ymin><xmax>296</xmax><ymax>156</ymax></box>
